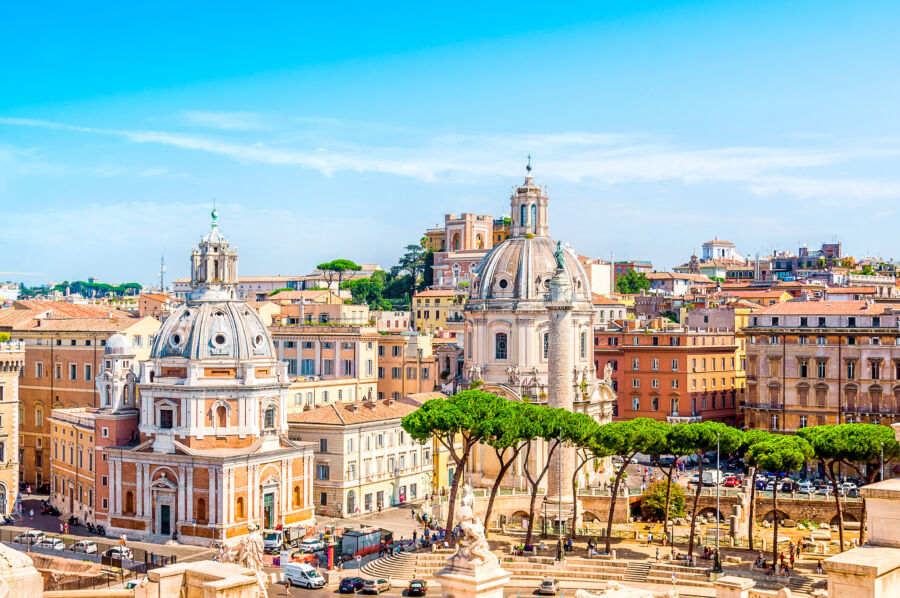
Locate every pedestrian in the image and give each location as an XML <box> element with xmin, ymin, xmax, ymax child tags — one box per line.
<box><xmin>413</xmin><ymin>530</ymin><xmax>417</xmax><ymax>544</ymax></box>
<box><xmin>59</xmin><ymin>523</ymin><xmax>64</xmax><ymax>534</ymax></box>
<box><xmin>64</xmin><ymin>522</ymin><xmax>69</xmax><ymax>535</ymax></box>
<box><xmin>28</xmin><ymin>508</ymin><xmax>33</xmax><ymax>521</ymax></box>
<box><xmin>655</xmin><ymin>547</ymin><xmax>660</xmax><ymax>562</ymax></box>
<box><xmin>817</xmin><ymin>561</ymin><xmax>823</xmax><ymax>575</ymax></box>
<box><xmin>648</xmin><ymin>531</ymin><xmax>653</xmax><ymax>545</ymax></box>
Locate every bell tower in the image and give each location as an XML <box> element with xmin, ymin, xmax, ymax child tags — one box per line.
<box><xmin>509</xmin><ymin>157</ymin><xmax>549</xmax><ymax>238</ymax></box>
<box><xmin>190</xmin><ymin>207</ymin><xmax>239</xmax><ymax>300</ymax></box>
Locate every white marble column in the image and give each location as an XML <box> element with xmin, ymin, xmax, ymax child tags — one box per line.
<box><xmin>186</xmin><ymin>468</ymin><xmax>194</xmax><ymax>521</ymax></box>
<box><xmin>136</xmin><ymin>463</ymin><xmax>143</xmax><ymax>518</ymax></box>
<box><xmin>114</xmin><ymin>461</ymin><xmax>123</xmax><ymax>515</ymax></box>
<box><xmin>108</xmin><ymin>462</ymin><xmax>117</xmax><ymax>515</ymax></box>
<box><xmin>177</xmin><ymin>466</ymin><xmax>186</xmax><ymax>522</ymax></box>
<box><xmin>209</xmin><ymin>469</ymin><xmax>217</xmax><ymax>525</ymax></box>
<box><xmin>143</xmin><ymin>464</ymin><xmax>151</xmax><ymax>519</ymax></box>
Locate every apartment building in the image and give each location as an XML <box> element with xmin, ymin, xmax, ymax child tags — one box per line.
<box><xmin>0</xmin><ymin>342</ymin><xmax>24</xmax><ymax>514</ymax></box>
<box><xmin>0</xmin><ymin>303</ymin><xmax>159</xmax><ymax>488</ymax></box>
<box><xmin>744</xmin><ymin>300</ymin><xmax>900</xmax><ymax>433</ymax></box>
<box><xmin>372</xmin><ymin>311</ymin><xmax>411</xmax><ymax>333</ymax></box>
<box><xmin>412</xmin><ymin>290</ymin><xmax>465</xmax><ymax>333</ymax></box>
<box><xmin>595</xmin><ymin>320</ymin><xmax>743</xmax><ymax>425</ymax></box>
<box><xmin>271</xmin><ymin>324</ymin><xmax>379</xmax><ymax>411</ymax></box>
<box><xmin>287</xmin><ymin>397</ymin><xmax>433</xmax><ymax>517</ymax></box>
<box><xmin>376</xmin><ymin>334</ymin><xmax>439</xmax><ymax>400</ymax></box>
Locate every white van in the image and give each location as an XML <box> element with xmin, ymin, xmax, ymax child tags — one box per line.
<box><xmin>284</xmin><ymin>562</ymin><xmax>325</xmax><ymax>589</ymax></box>
<box><xmin>702</xmin><ymin>470</ymin><xmax>724</xmax><ymax>486</ymax></box>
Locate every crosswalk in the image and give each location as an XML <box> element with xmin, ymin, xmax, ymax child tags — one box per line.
<box><xmin>267</xmin><ymin>571</ymin><xmax>284</xmax><ymax>585</ymax></box>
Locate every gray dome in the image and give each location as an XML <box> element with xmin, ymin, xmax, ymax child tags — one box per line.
<box><xmin>105</xmin><ymin>333</ymin><xmax>133</xmax><ymax>356</ymax></box>
<box><xmin>470</xmin><ymin>236</ymin><xmax>592</xmax><ymax>303</ymax></box>
<box><xmin>150</xmin><ymin>300</ymin><xmax>274</xmax><ymax>360</ymax></box>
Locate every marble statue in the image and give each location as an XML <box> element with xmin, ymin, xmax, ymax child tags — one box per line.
<box><xmin>219</xmin><ymin>524</ymin><xmax>268</xmax><ymax>598</ymax></box>
<box><xmin>603</xmin><ymin>362</ymin><xmax>613</xmax><ymax>384</ymax></box>
<box><xmin>506</xmin><ymin>365</ymin><xmax>520</xmax><ymax>385</ymax></box>
<box><xmin>447</xmin><ymin>485</ymin><xmax>497</xmax><ymax>569</ymax></box>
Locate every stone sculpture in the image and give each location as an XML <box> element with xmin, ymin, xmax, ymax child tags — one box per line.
<box><xmin>446</xmin><ymin>484</ymin><xmax>498</xmax><ymax>570</ymax></box>
<box><xmin>603</xmin><ymin>362</ymin><xmax>613</xmax><ymax>384</ymax></box>
<box><xmin>219</xmin><ymin>523</ymin><xmax>268</xmax><ymax>598</ymax></box>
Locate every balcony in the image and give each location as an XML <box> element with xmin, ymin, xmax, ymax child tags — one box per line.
<box><xmin>666</xmin><ymin>413</ymin><xmax>702</xmax><ymax>424</ymax></box>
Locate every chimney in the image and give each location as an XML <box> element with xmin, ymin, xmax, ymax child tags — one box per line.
<box><xmin>384</xmin><ymin>398</ymin><xmax>395</xmax><ymax>407</ymax></box>
<box><xmin>348</xmin><ymin>403</ymin><xmax>359</xmax><ymax>413</ymax></box>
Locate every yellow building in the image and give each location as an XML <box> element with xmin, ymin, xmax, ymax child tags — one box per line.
<box><xmin>0</xmin><ymin>341</ymin><xmax>23</xmax><ymax>514</ymax></box>
<box><xmin>412</xmin><ymin>290</ymin><xmax>466</xmax><ymax>333</ymax></box>
<box><xmin>404</xmin><ymin>392</ymin><xmax>458</xmax><ymax>494</ymax></box>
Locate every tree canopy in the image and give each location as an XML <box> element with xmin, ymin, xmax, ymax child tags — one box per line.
<box><xmin>317</xmin><ymin>259</ymin><xmax>363</xmax><ymax>290</ymax></box>
<box><xmin>615</xmin><ymin>269</ymin><xmax>650</xmax><ymax>294</ymax></box>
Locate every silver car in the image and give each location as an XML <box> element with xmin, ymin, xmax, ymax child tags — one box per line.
<box><xmin>362</xmin><ymin>579</ymin><xmax>391</xmax><ymax>594</ymax></box>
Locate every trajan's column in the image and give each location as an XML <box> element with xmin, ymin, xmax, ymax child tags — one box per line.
<box><xmin>543</xmin><ymin>242</ymin><xmax>577</xmax><ymax>523</ymax></box>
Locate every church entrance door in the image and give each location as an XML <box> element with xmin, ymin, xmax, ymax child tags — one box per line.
<box><xmin>263</xmin><ymin>493</ymin><xmax>275</xmax><ymax>529</ymax></box>
<box><xmin>160</xmin><ymin>505</ymin><xmax>171</xmax><ymax>536</ymax></box>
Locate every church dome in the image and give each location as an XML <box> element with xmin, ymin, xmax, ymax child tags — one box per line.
<box><xmin>471</xmin><ymin>236</ymin><xmax>592</xmax><ymax>302</ymax></box>
<box><xmin>150</xmin><ymin>300</ymin><xmax>274</xmax><ymax>361</ymax></box>
<box><xmin>104</xmin><ymin>333</ymin><xmax>133</xmax><ymax>356</ymax></box>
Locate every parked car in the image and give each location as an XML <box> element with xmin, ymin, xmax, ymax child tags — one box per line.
<box><xmin>842</xmin><ymin>482</ymin><xmax>859</xmax><ymax>491</ymax></box>
<box><xmin>537</xmin><ymin>579</ymin><xmax>559</xmax><ymax>595</ymax></box>
<box><xmin>13</xmin><ymin>531</ymin><xmax>44</xmax><ymax>544</ymax></box>
<box><xmin>689</xmin><ymin>474</ymin><xmax>701</xmax><ymax>486</ymax></box>
<box><xmin>37</xmin><ymin>537</ymin><xmax>66</xmax><ymax>551</ymax></box>
<box><xmin>848</xmin><ymin>488</ymin><xmax>861</xmax><ymax>498</ymax></box>
<box><xmin>103</xmin><ymin>546</ymin><xmax>134</xmax><ymax>560</ymax></box>
<box><xmin>338</xmin><ymin>577</ymin><xmax>365</xmax><ymax>593</ymax></box>
<box><xmin>297</xmin><ymin>538</ymin><xmax>325</xmax><ymax>553</ymax></box>
<box><xmin>284</xmin><ymin>563</ymin><xmax>325</xmax><ymax>589</ymax></box>
<box><xmin>69</xmin><ymin>540</ymin><xmax>98</xmax><ymax>554</ymax></box>
<box><xmin>407</xmin><ymin>580</ymin><xmax>428</xmax><ymax>596</ymax></box>
<box><xmin>723</xmin><ymin>476</ymin><xmax>741</xmax><ymax>488</ymax></box>
<box><xmin>797</xmin><ymin>482</ymin><xmax>816</xmax><ymax>494</ymax></box>
<box><xmin>362</xmin><ymin>579</ymin><xmax>391</xmax><ymax>594</ymax></box>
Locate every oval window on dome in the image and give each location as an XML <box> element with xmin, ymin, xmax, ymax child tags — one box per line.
<box><xmin>254</xmin><ymin>334</ymin><xmax>264</xmax><ymax>347</ymax></box>
<box><xmin>498</xmin><ymin>279</ymin><xmax>508</xmax><ymax>290</ymax></box>
<box><xmin>170</xmin><ymin>333</ymin><xmax>182</xmax><ymax>347</ymax></box>
<box><xmin>213</xmin><ymin>333</ymin><xmax>227</xmax><ymax>346</ymax></box>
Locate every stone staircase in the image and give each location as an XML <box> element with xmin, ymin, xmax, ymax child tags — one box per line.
<box><xmin>788</xmin><ymin>575</ymin><xmax>826</xmax><ymax>596</ymax></box>
<box><xmin>360</xmin><ymin>551</ymin><xmax>715</xmax><ymax>590</ymax></box>
<box><xmin>622</xmin><ymin>562</ymin><xmax>651</xmax><ymax>583</ymax></box>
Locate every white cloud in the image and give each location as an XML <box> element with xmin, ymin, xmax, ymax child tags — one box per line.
<box><xmin>181</xmin><ymin>111</ymin><xmax>272</xmax><ymax>131</ymax></box>
<box><xmin>3</xmin><ymin>116</ymin><xmax>900</xmax><ymax>200</ymax></box>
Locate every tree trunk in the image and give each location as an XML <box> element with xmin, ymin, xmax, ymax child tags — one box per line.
<box><xmin>828</xmin><ymin>460</ymin><xmax>844</xmax><ymax>551</ymax></box>
<box><xmin>483</xmin><ymin>446</ymin><xmax>522</xmax><ymax>538</ymax></box>
<box><xmin>523</xmin><ymin>440</ymin><xmax>558</xmax><ymax>546</ymax></box>
<box><xmin>687</xmin><ymin>456</ymin><xmax>704</xmax><ymax>559</ymax></box>
<box><xmin>859</xmin><ymin>497</ymin><xmax>867</xmax><ymax>545</ymax></box>
<box><xmin>570</xmin><ymin>451</ymin><xmax>591</xmax><ymax>540</ymax></box>
<box><xmin>748</xmin><ymin>466</ymin><xmax>757</xmax><ymax>549</ymax></box>
<box><xmin>663</xmin><ymin>462</ymin><xmax>675</xmax><ymax>541</ymax></box>
<box><xmin>604</xmin><ymin>453</ymin><xmax>635</xmax><ymax>554</ymax></box>
<box><xmin>444</xmin><ymin>457</ymin><xmax>465</xmax><ymax>539</ymax></box>
<box><xmin>772</xmin><ymin>484</ymin><xmax>779</xmax><ymax>573</ymax></box>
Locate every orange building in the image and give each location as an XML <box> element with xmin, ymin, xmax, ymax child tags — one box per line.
<box><xmin>376</xmin><ymin>334</ymin><xmax>438</xmax><ymax>400</ymax></box>
<box><xmin>595</xmin><ymin>320</ymin><xmax>743</xmax><ymax>425</ymax></box>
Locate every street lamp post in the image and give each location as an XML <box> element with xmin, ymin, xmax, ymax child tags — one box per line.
<box><xmin>880</xmin><ymin>441</ymin><xmax>885</xmax><ymax>482</ymax></box>
<box><xmin>713</xmin><ymin>432</ymin><xmax>722</xmax><ymax>573</ymax></box>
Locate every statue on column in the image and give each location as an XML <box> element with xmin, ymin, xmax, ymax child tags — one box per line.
<box><xmin>554</xmin><ymin>241</ymin><xmax>566</xmax><ymax>270</ymax></box>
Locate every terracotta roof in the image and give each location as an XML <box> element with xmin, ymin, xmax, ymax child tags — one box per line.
<box><xmin>591</xmin><ymin>294</ymin><xmax>626</xmax><ymax>306</ymax></box>
<box><xmin>140</xmin><ymin>294</ymin><xmax>177</xmax><ymax>303</ymax></box>
<box><xmin>755</xmin><ymin>300</ymin><xmax>894</xmax><ymax>315</ymax></box>
<box><xmin>403</xmin><ymin>392</ymin><xmax>446</xmax><ymax>405</ymax></box>
<box><xmin>826</xmin><ymin>287</ymin><xmax>878</xmax><ymax>294</ymax></box>
<box><xmin>719</xmin><ymin>290</ymin><xmax>788</xmax><ymax>298</ymax></box>
<box><xmin>13</xmin><ymin>300</ymin><xmax>129</xmax><ymax>319</ymax></box>
<box><xmin>414</xmin><ymin>289</ymin><xmax>458</xmax><ymax>297</ymax></box>
<box><xmin>647</xmin><ymin>272</ymin><xmax>714</xmax><ymax>283</ymax></box>
<box><xmin>288</xmin><ymin>399</ymin><xmax>420</xmax><ymax>425</ymax></box>
<box><xmin>21</xmin><ymin>316</ymin><xmax>149</xmax><ymax>332</ymax></box>
<box><xmin>702</xmin><ymin>238</ymin><xmax>735</xmax><ymax>247</ymax></box>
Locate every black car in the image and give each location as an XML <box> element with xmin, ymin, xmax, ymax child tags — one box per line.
<box><xmin>407</xmin><ymin>580</ymin><xmax>427</xmax><ymax>596</ymax></box>
<box><xmin>339</xmin><ymin>577</ymin><xmax>365</xmax><ymax>593</ymax></box>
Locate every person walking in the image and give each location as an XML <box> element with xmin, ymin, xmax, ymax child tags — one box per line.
<box><xmin>64</xmin><ymin>522</ymin><xmax>69</xmax><ymax>535</ymax></box>
<box><xmin>28</xmin><ymin>508</ymin><xmax>33</xmax><ymax>521</ymax></box>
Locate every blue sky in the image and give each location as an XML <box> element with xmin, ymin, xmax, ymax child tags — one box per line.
<box><xmin>3</xmin><ymin>1</ymin><xmax>900</xmax><ymax>285</ymax></box>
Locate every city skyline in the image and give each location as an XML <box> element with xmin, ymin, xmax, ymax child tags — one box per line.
<box><xmin>4</xmin><ymin>1</ymin><xmax>900</xmax><ymax>284</ymax></box>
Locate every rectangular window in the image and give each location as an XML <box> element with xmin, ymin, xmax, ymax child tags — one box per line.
<box><xmin>799</xmin><ymin>360</ymin><xmax>808</xmax><ymax>378</ymax></box>
<box><xmin>317</xmin><ymin>465</ymin><xmax>330</xmax><ymax>480</ymax></box>
<box><xmin>799</xmin><ymin>336</ymin><xmax>808</xmax><ymax>345</ymax></box>
<box><xmin>301</xmin><ymin>359</ymin><xmax>315</xmax><ymax>375</ymax></box>
<box><xmin>800</xmin><ymin>317</ymin><xmax>808</xmax><ymax>327</ymax></box>
<box><xmin>873</xmin><ymin>316</ymin><xmax>881</xmax><ymax>327</ymax></box>
<box><xmin>631</xmin><ymin>397</ymin><xmax>640</xmax><ymax>410</ymax></box>
<box><xmin>55</xmin><ymin>363</ymin><xmax>61</xmax><ymax>379</ymax></box>
<box><xmin>671</xmin><ymin>359</ymin><xmax>678</xmax><ymax>372</ymax></box>
<box><xmin>35</xmin><ymin>362</ymin><xmax>43</xmax><ymax>378</ymax></box>
<box><xmin>848</xmin><ymin>317</ymin><xmax>857</xmax><ymax>327</ymax></box>
<box><xmin>651</xmin><ymin>378</ymin><xmax>659</xmax><ymax>389</ymax></box>
<box><xmin>407</xmin><ymin>367</ymin><xmax>417</xmax><ymax>379</ymax></box>
<box><xmin>377</xmin><ymin>367</ymin><xmax>385</xmax><ymax>379</ymax></box>
<box><xmin>817</xmin><ymin>336</ymin><xmax>826</xmax><ymax>345</ymax></box>
<box><xmin>84</xmin><ymin>364</ymin><xmax>92</xmax><ymax>381</ymax></box>
<box><xmin>631</xmin><ymin>378</ymin><xmax>639</xmax><ymax>388</ymax></box>
<box><xmin>651</xmin><ymin>358</ymin><xmax>659</xmax><ymax>372</ymax></box>
<box><xmin>101</xmin><ymin>475</ymin><xmax>108</xmax><ymax>486</ymax></box>
<box><xmin>392</xmin><ymin>346</ymin><xmax>401</xmax><ymax>357</ymax></box>
<box><xmin>818</xmin><ymin>361</ymin><xmax>827</xmax><ymax>378</ymax></box>
<box><xmin>303</xmin><ymin>341</ymin><xmax>314</xmax><ymax>350</ymax></box>
<box><xmin>283</xmin><ymin>341</ymin><xmax>296</xmax><ymax>349</ymax></box>
<box><xmin>285</xmin><ymin>358</ymin><xmax>297</xmax><ymax>376</ymax></box>
<box><xmin>848</xmin><ymin>336</ymin><xmax>856</xmax><ymax>345</ymax></box>
<box><xmin>391</xmin><ymin>367</ymin><xmax>401</xmax><ymax>379</ymax></box>
<box><xmin>322</xmin><ymin>359</ymin><xmax>333</xmax><ymax>376</ymax></box>
<box><xmin>69</xmin><ymin>363</ymin><xmax>77</xmax><ymax>380</ymax></box>
<box><xmin>320</xmin><ymin>492</ymin><xmax>328</xmax><ymax>506</ymax></box>
<box><xmin>159</xmin><ymin>410</ymin><xmax>174</xmax><ymax>429</ymax></box>
<box><xmin>422</xmin><ymin>367</ymin><xmax>430</xmax><ymax>379</ymax></box>
<box><xmin>671</xmin><ymin>379</ymin><xmax>678</xmax><ymax>389</ymax></box>
<box><xmin>632</xmin><ymin>358</ymin><xmax>640</xmax><ymax>371</ymax></box>
<box><xmin>378</xmin><ymin>345</ymin><xmax>385</xmax><ymax>356</ymax></box>
<box><xmin>366</xmin><ymin>360</ymin><xmax>373</xmax><ymax>377</ymax></box>
<box><xmin>818</xmin><ymin>316</ymin><xmax>826</xmax><ymax>327</ymax></box>
<box><xmin>341</xmin><ymin>359</ymin><xmax>354</xmax><ymax>376</ymax></box>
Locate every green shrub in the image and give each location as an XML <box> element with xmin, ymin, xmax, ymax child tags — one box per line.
<box><xmin>641</xmin><ymin>479</ymin><xmax>686</xmax><ymax>521</ymax></box>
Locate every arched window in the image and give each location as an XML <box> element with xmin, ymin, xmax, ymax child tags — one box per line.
<box><xmin>125</xmin><ymin>491</ymin><xmax>134</xmax><ymax>515</ymax></box>
<box><xmin>452</xmin><ymin>233</ymin><xmax>460</xmax><ymax>251</ymax></box>
<box><xmin>475</xmin><ymin>234</ymin><xmax>483</xmax><ymax>249</ymax></box>
<box><xmin>293</xmin><ymin>485</ymin><xmax>302</xmax><ymax>507</ymax></box>
<box><xmin>236</xmin><ymin>497</ymin><xmax>245</xmax><ymax>519</ymax></box>
<box><xmin>264</xmin><ymin>407</ymin><xmax>276</xmax><ymax>429</ymax></box>
<box><xmin>197</xmin><ymin>498</ymin><xmax>207</xmax><ymax>523</ymax></box>
<box><xmin>531</xmin><ymin>204</ymin><xmax>537</xmax><ymax>232</ymax></box>
<box><xmin>103</xmin><ymin>387</ymin><xmax>111</xmax><ymax>407</ymax></box>
<box><xmin>495</xmin><ymin>333</ymin><xmax>508</xmax><ymax>360</ymax></box>
<box><xmin>214</xmin><ymin>405</ymin><xmax>226</xmax><ymax>428</ymax></box>
<box><xmin>580</xmin><ymin>332</ymin><xmax>587</xmax><ymax>359</ymax></box>
<box><xmin>520</xmin><ymin>204</ymin><xmax>527</xmax><ymax>227</ymax></box>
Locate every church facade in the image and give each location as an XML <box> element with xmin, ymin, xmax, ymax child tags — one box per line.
<box><xmin>462</xmin><ymin>167</ymin><xmax>615</xmax><ymax>493</ymax></box>
<box><xmin>103</xmin><ymin>211</ymin><xmax>315</xmax><ymax>545</ymax></box>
